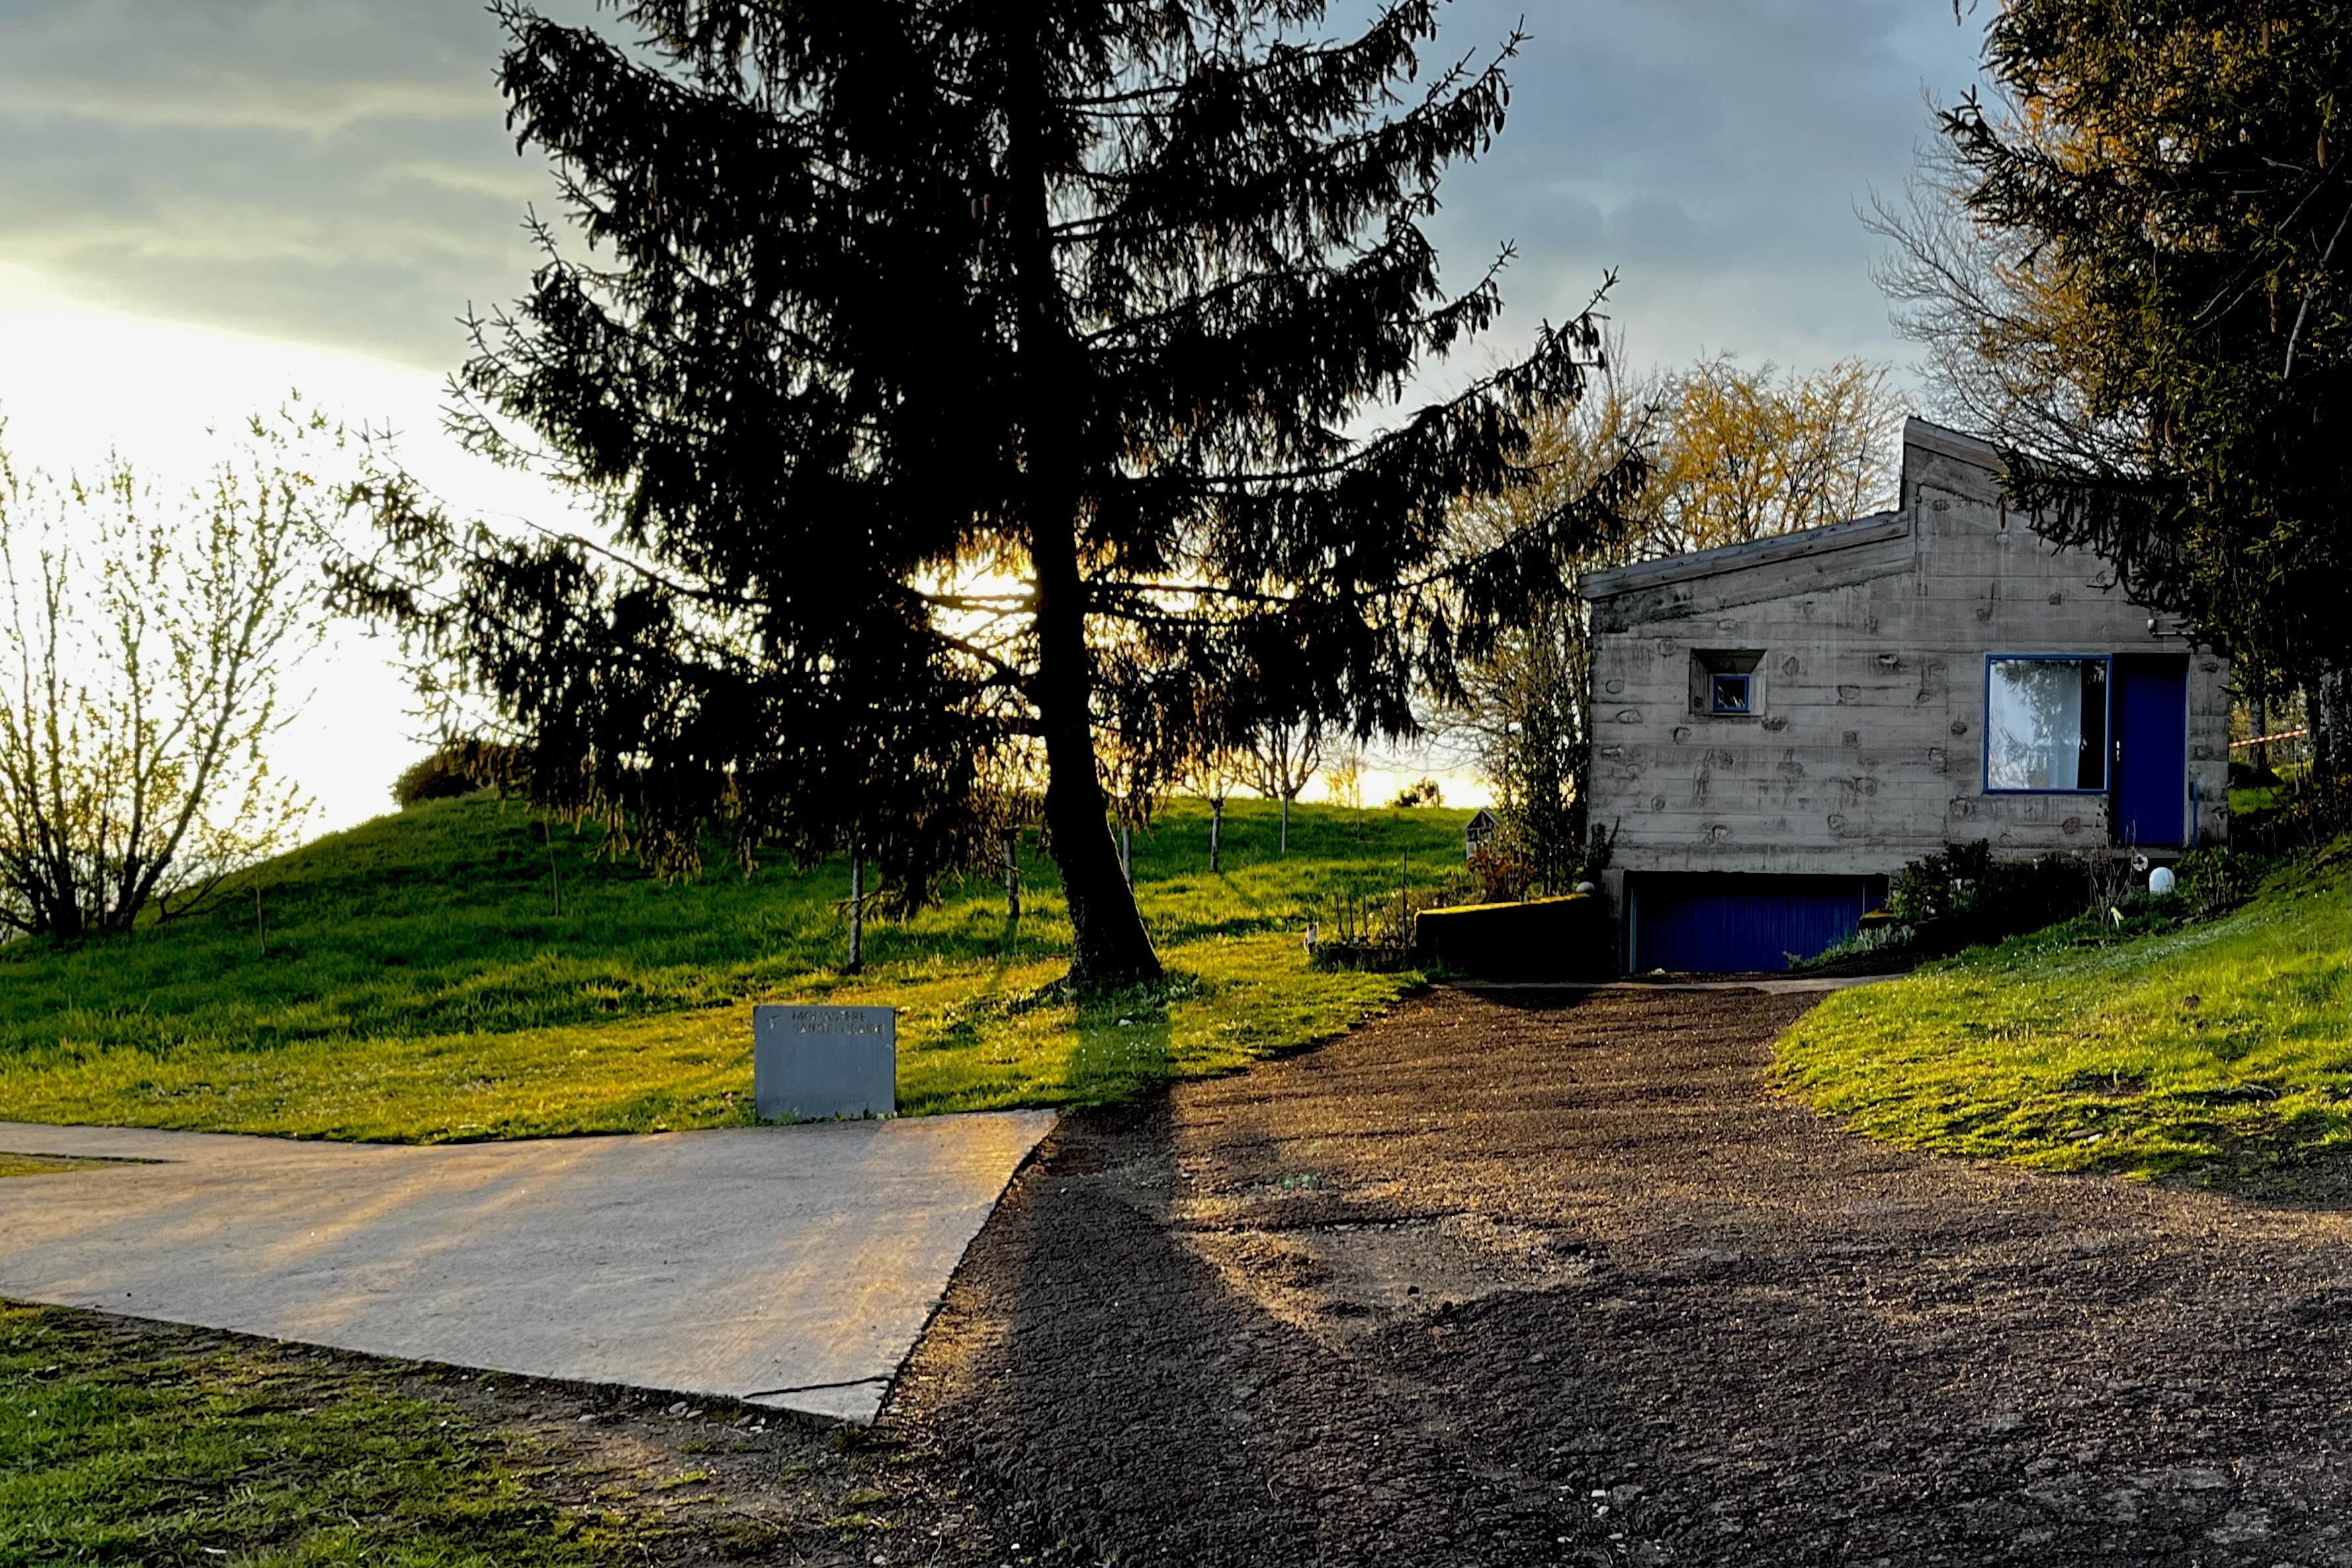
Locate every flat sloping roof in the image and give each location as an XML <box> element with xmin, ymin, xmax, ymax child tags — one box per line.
<box><xmin>1578</xmin><ymin>417</ymin><xmax>1998</xmax><ymax>601</ymax></box>
<box><xmin>1579</xmin><ymin>509</ymin><xmax>1908</xmax><ymax>600</ymax></box>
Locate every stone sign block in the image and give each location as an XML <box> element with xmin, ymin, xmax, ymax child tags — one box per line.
<box><xmin>753</xmin><ymin>1005</ymin><xmax>896</xmax><ymax>1121</ymax></box>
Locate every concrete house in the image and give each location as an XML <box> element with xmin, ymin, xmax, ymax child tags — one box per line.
<box><xmin>1581</xmin><ymin>417</ymin><xmax>2230</xmax><ymax>973</ymax></box>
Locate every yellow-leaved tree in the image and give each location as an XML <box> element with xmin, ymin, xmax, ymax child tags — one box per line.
<box><xmin>1638</xmin><ymin>355</ymin><xmax>1905</xmax><ymax>554</ymax></box>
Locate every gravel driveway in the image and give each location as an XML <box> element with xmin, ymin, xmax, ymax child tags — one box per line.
<box><xmin>893</xmin><ymin>984</ymin><xmax>2352</xmax><ymax>1566</ymax></box>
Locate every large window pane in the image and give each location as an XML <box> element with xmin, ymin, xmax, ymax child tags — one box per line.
<box><xmin>1986</xmin><ymin>658</ymin><xmax>2107</xmax><ymax>791</ymax></box>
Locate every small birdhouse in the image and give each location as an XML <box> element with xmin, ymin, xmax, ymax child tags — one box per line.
<box><xmin>1463</xmin><ymin>808</ymin><xmax>1499</xmax><ymax>857</ymax></box>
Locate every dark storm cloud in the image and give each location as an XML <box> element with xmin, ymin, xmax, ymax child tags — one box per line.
<box><xmin>0</xmin><ymin>0</ymin><xmax>1986</xmax><ymax>374</ymax></box>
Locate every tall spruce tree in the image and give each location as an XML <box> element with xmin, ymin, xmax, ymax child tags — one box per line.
<box><xmin>1917</xmin><ymin>2</ymin><xmax>2352</xmax><ymax>700</ymax></box>
<box><xmin>345</xmin><ymin>0</ymin><xmax>1632</xmax><ymax>985</ymax></box>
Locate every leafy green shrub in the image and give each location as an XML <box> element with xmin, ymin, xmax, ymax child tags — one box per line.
<box><xmin>2173</xmin><ymin>844</ymin><xmax>2254</xmax><ymax>916</ymax></box>
<box><xmin>1979</xmin><ymin>851</ymin><xmax>2097</xmax><ymax>935</ymax></box>
<box><xmin>1884</xmin><ymin>840</ymin><xmax>2093</xmax><ymax>951</ymax></box>
<box><xmin>1884</xmin><ymin>842</ymin><xmax>1974</xmax><ymax>923</ymax></box>
<box><xmin>392</xmin><ymin>742</ymin><xmax>517</xmax><ymax>808</ymax></box>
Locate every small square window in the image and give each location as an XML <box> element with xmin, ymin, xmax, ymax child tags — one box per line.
<box><xmin>1691</xmin><ymin>648</ymin><xmax>1765</xmax><ymax>716</ymax></box>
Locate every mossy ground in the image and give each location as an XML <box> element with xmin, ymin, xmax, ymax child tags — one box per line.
<box><xmin>0</xmin><ymin>794</ymin><xmax>1459</xmax><ymax>1141</ymax></box>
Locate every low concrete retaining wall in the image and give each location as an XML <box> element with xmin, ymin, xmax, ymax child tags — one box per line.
<box><xmin>1411</xmin><ymin>894</ymin><xmax>1617</xmax><ymax>982</ymax></box>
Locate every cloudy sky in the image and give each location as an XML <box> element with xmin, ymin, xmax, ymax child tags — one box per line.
<box><xmin>0</xmin><ymin>0</ymin><xmax>1989</xmax><ymax>828</ymax></box>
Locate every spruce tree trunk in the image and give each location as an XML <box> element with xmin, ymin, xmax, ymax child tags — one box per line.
<box><xmin>1028</xmin><ymin>472</ymin><xmax>1157</xmax><ymax>984</ymax></box>
<box><xmin>1010</xmin><ymin>36</ymin><xmax>1160</xmax><ymax>989</ymax></box>
<box><xmin>1039</xmin><ymin>725</ymin><xmax>1158</xmax><ymax>984</ymax></box>
<box><xmin>1027</xmin><ymin>414</ymin><xmax>1158</xmax><ymax>984</ymax></box>
<box><xmin>1209</xmin><ymin>797</ymin><xmax>1223</xmax><ymax>873</ymax></box>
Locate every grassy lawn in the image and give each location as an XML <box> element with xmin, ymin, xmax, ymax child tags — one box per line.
<box><xmin>0</xmin><ymin>1154</ymin><xmax>108</xmax><ymax>1180</ymax></box>
<box><xmin>2230</xmin><ymin>785</ymin><xmax>2288</xmax><ymax>816</ymax></box>
<box><xmin>1775</xmin><ymin>844</ymin><xmax>2351</xmax><ymax>1181</ymax></box>
<box><xmin>0</xmin><ymin>1303</ymin><xmax>632</xmax><ymax>1565</ymax></box>
<box><xmin>1</xmin><ymin>1300</ymin><xmax>1053</xmax><ymax>1568</ymax></box>
<box><xmin>0</xmin><ymin>793</ymin><xmax>1458</xmax><ymax>1141</ymax></box>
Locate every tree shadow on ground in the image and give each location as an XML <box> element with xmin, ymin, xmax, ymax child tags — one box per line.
<box><xmin>893</xmin><ymin>987</ymin><xmax>2352</xmax><ymax>1567</ymax></box>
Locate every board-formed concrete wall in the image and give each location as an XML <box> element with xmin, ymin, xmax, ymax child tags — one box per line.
<box><xmin>1583</xmin><ymin>419</ymin><xmax>2230</xmax><ymax>892</ymax></box>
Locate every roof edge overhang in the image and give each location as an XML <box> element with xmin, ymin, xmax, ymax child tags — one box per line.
<box><xmin>1580</xmin><ymin>510</ymin><xmax>1909</xmax><ymax>601</ymax></box>
<box><xmin>1902</xmin><ymin>415</ymin><xmax>2002</xmax><ymax>472</ymax></box>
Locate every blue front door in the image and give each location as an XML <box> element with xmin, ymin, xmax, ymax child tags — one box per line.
<box><xmin>2112</xmin><ymin>657</ymin><xmax>2188</xmax><ymax>846</ymax></box>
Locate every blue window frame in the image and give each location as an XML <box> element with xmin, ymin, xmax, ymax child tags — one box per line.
<box><xmin>1982</xmin><ymin>654</ymin><xmax>2111</xmax><ymax>793</ymax></box>
<box><xmin>1709</xmin><ymin>673</ymin><xmax>1751</xmax><ymax>714</ymax></box>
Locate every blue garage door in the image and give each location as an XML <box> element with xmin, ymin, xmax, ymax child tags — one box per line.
<box><xmin>1631</xmin><ymin>874</ymin><xmax>1874</xmax><ymax>974</ymax></box>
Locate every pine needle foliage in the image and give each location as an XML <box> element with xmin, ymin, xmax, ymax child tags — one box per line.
<box><xmin>1931</xmin><ymin>1</ymin><xmax>2352</xmax><ymax>690</ymax></box>
<box><xmin>337</xmin><ymin>0</ymin><xmax>1637</xmax><ymax>985</ymax></box>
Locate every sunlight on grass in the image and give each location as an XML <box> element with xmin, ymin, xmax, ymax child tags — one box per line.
<box><xmin>0</xmin><ymin>793</ymin><xmax>1452</xmax><ymax>1141</ymax></box>
<box><xmin>1775</xmin><ymin>846</ymin><xmax>2352</xmax><ymax>1180</ymax></box>
<box><xmin>0</xmin><ymin>1303</ymin><xmax>631</xmax><ymax>1563</ymax></box>
<box><xmin>842</xmin><ymin>932</ymin><xmax>1415</xmax><ymax>1116</ymax></box>
<box><xmin>0</xmin><ymin>1006</ymin><xmax>758</xmax><ymax>1142</ymax></box>
<box><xmin>0</xmin><ymin>936</ymin><xmax>1414</xmax><ymax>1140</ymax></box>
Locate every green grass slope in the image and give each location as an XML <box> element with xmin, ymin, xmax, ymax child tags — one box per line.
<box><xmin>0</xmin><ymin>793</ymin><xmax>1463</xmax><ymax>1141</ymax></box>
<box><xmin>1776</xmin><ymin>846</ymin><xmax>2351</xmax><ymax>1182</ymax></box>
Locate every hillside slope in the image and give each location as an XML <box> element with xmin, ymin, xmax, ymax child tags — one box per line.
<box><xmin>1776</xmin><ymin>844</ymin><xmax>2351</xmax><ymax>1186</ymax></box>
<box><xmin>0</xmin><ymin>794</ymin><xmax>1463</xmax><ymax>1140</ymax></box>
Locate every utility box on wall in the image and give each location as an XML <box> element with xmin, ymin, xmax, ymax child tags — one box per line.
<box><xmin>753</xmin><ymin>1005</ymin><xmax>896</xmax><ymax>1121</ymax></box>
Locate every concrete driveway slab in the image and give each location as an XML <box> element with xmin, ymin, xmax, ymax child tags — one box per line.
<box><xmin>0</xmin><ymin>1111</ymin><xmax>1053</xmax><ymax>1422</ymax></box>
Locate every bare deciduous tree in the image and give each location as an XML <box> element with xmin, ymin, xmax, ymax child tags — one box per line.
<box><xmin>1323</xmin><ymin>752</ymin><xmax>1366</xmax><ymax>812</ymax></box>
<box><xmin>1179</xmin><ymin>741</ymin><xmax>1253</xmax><ymax>874</ymax></box>
<box><xmin>1246</xmin><ymin>719</ymin><xmax>1326</xmax><ymax>854</ymax></box>
<box><xmin>1862</xmin><ymin>146</ymin><xmax>2131</xmax><ymax>473</ymax></box>
<box><xmin>0</xmin><ymin>411</ymin><xmax>331</xmax><ymax>940</ymax></box>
